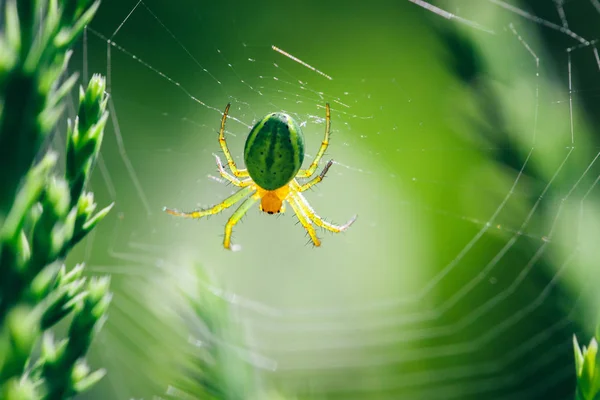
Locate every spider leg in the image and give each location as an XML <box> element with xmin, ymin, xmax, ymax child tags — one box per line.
<box><xmin>164</xmin><ymin>186</ymin><xmax>254</xmax><ymax>219</ymax></box>
<box><xmin>291</xmin><ymin>191</ymin><xmax>357</xmax><ymax>233</ymax></box>
<box><xmin>218</xmin><ymin>103</ymin><xmax>249</xmax><ymax>177</ymax></box>
<box><xmin>288</xmin><ymin>195</ymin><xmax>321</xmax><ymax>246</ymax></box>
<box><xmin>296</xmin><ymin>103</ymin><xmax>330</xmax><ymax>178</ymax></box>
<box><xmin>223</xmin><ymin>192</ymin><xmax>261</xmax><ymax>249</ymax></box>
<box><xmin>295</xmin><ymin>160</ymin><xmax>333</xmax><ymax>192</ymax></box>
<box><xmin>214</xmin><ymin>154</ymin><xmax>252</xmax><ymax>187</ymax></box>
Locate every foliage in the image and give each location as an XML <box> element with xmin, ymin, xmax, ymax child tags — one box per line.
<box><xmin>574</xmin><ymin>330</ymin><xmax>600</xmax><ymax>400</ymax></box>
<box><xmin>161</xmin><ymin>266</ymin><xmax>296</xmax><ymax>400</ymax></box>
<box><xmin>0</xmin><ymin>0</ymin><xmax>111</xmax><ymax>398</ymax></box>
<box><xmin>162</xmin><ymin>267</ymin><xmax>260</xmax><ymax>400</ymax></box>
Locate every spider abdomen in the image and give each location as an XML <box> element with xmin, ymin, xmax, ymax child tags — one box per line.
<box><xmin>243</xmin><ymin>112</ymin><xmax>305</xmax><ymax>190</ymax></box>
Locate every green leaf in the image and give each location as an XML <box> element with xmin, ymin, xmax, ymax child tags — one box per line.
<box><xmin>1</xmin><ymin>152</ymin><xmax>57</xmax><ymax>243</ymax></box>
<box><xmin>29</xmin><ymin>177</ymin><xmax>72</xmax><ymax>272</ymax></box>
<box><xmin>54</xmin><ymin>1</ymin><xmax>101</xmax><ymax>50</ymax></box>
<box><xmin>4</xmin><ymin>0</ymin><xmax>21</xmax><ymax>55</ymax></box>
<box><xmin>583</xmin><ymin>339</ymin><xmax>598</xmax><ymax>397</ymax></box>
<box><xmin>47</xmin><ymin>71</ymin><xmax>79</xmax><ymax>110</ymax></box>
<box><xmin>0</xmin><ymin>306</ymin><xmax>39</xmax><ymax>381</ymax></box>
<box><xmin>575</xmin><ymin>335</ymin><xmax>584</xmax><ymax>376</ymax></box>
<box><xmin>71</xmin><ymin>202</ymin><xmax>114</xmax><ymax>248</ymax></box>
<box><xmin>72</xmin><ymin>367</ymin><xmax>106</xmax><ymax>394</ymax></box>
<box><xmin>40</xmin><ymin>278</ymin><xmax>87</xmax><ymax>330</ymax></box>
<box><xmin>1</xmin><ymin>376</ymin><xmax>37</xmax><ymax>400</ymax></box>
<box><xmin>27</xmin><ymin>262</ymin><xmax>61</xmax><ymax>302</ymax></box>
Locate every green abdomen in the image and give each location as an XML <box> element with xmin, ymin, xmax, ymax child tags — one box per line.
<box><xmin>244</xmin><ymin>112</ymin><xmax>305</xmax><ymax>190</ymax></box>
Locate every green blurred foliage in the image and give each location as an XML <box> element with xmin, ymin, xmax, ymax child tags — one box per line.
<box><xmin>0</xmin><ymin>0</ymin><xmax>114</xmax><ymax>398</ymax></box>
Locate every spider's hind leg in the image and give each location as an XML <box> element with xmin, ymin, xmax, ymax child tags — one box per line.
<box><xmin>214</xmin><ymin>154</ymin><xmax>252</xmax><ymax>187</ymax></box>
<box><xmin>288</xmin><ymin>196</ymin><xmax>321</xmax><ymax>247</ymax></box>
<box><xmin>223</xmin><ymin>192</ymin><xmax>261</xmax><ymax>250</ymax></box>
<box><xmin>292</xmin><ymin>192</ymin><xmax>357</xmax><ymax>233</ymax></box>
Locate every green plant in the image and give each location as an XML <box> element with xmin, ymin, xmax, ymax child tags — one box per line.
<box><xmin>162</xmin><ymin>266</ymin><xmax>258</xmax><ymax>400</ymax></box>
<box><xmin>574</xmin><ymin>331</ymin><xmax>600</xmax><ymax>400</ymax></box>
<box><xmin>0</xmin><ymin>0</ymin><xmax>111</xmax><ymax>399</ymax></box>
<box><xmin>162</xmin><ymin>266</ymin><xmax>295</xmax><ymax>400</ymax></box>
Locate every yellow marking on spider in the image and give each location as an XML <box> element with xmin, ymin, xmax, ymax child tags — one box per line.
<box><xmin>256</xmin><ymin>185</ymin><xmax>289</xmax><ymax>215</ymax></box>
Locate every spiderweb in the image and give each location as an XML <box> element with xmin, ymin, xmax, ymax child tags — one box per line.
<box><xmin>66</xmin><ymin>0</ymin><xmax>600</xmax><ymax>398</ymax></box>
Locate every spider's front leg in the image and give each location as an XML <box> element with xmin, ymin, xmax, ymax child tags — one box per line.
<box><xmin>218</xmin><ymin>103</ymin><xmax>249</xmax><ymax>178</ymax></box>
<box><xmin>296</xmin><ymin>103</ymin><xmax>331</xmax><ymax>178</ymax></box>
<box><xmin>296</xmin><ymin>160</ymin><xmax>333</xmax><ymax>192</ymax></box>
<box><xmin>164</xmin><ymin>186</ymin><xmax>253</xmax><ymax>219</ymax></box>
<box><xmin>214</xmin><ymin>154</ymin><xmax>252</xmax><ymax>187</ymax></box>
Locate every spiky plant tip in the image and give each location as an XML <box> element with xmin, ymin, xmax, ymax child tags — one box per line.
<box><xmin>78</xmin><ymin>73</ymin><xmax>107</xmax><ymax>126</ymax></box>
<box><xmin>55</xmin><ymin>0</ymin><xmax>102</xmax><ymax>51</ymax></box>
<box><xmin>40</xmin><ymin>274</ymin><xmax>88</xmax><ymax>331</ymax></box>
<box><xmin>35</xmin><ymin>275</ymin><xmax>111</xmax><ymax>399</ymax></box>
<box><xmin>66</xmin><ymin>276</ymin><xmax>112</xmax><ymax>355</ymax></box>
<box><xmin>66</xmin><ymin>75</ymin><xmax>109</xmax><ymax>213</ymax></box>
<box><xmin>573</xmin><ymin>334</ymin><xmax>600</xmax><ymax>400</ymax></box>
<box><xmin>70</xmin><ymin>360</ymin><xmax>106</xmax><ymax>395</ymax></box>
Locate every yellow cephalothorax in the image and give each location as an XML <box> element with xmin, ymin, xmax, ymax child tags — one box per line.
<box><xmin>163</xmin><ymin>103</ymin><xmax>356</xmax><ymax>250</ymax></box>
<box><xmin>257</xmin><ymin>186</ymin><xmax>289</xmax><ymax>214</ymax></box>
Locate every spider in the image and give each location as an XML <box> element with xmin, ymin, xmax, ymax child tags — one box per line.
<box><xmin>163</xmin><ymin>103</ymin><xmax>357</xmax><ymax>250</ymax></box>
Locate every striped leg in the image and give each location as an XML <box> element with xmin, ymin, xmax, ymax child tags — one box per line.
<box><xmin>288</xmin><ymin>195</ymin><xmax>321</xmax><ymax>246</ymax></box>
<box><xmin>295</xmin><ymin>160</ymin><xmax>333</xmax><ymax>192</ymax></box>
<box><xmin>214</xmin><ymin>154</ymin><xmax>252</xmax><ymax>187</ymax></box>
<box><xmin>224</xmin><ymin>192</ymin><xmax>261</xmax><ymax>250</ymax></box>
<box><xmin>296</xmin><ymin>103</ymin><xmax>330</xmax><ymax>178</ymax></box>
<box><xmin>164</xmin><ymin>186</ymin><xmax>253</xmax><ymax>219</ymax></box>
<box><xmin>292</xmin><ymin>191</ymin><xmax>357</xmax><ymax>233</ymax></box>
<box><xmin>219</xmin><ymin>103</ymin><xmax>249</xmax><ymax>177</ymax></box>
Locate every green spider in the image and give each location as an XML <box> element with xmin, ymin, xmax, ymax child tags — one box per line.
<box><xmin>164</xmin><ymin>103</ymin><xmax>357</xmax><ymax>250</ymax></box>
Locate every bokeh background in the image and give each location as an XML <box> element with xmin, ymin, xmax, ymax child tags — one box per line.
<box><xmin>59</xmin><ymin>0</ymin><xmax>600</xmax><ymax>398</ymax></box>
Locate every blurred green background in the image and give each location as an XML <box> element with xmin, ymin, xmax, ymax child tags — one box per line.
<box><xmin>60</xmin><ymin>0</ymin><xmax>600</xmax><ymax>398</ymax></box>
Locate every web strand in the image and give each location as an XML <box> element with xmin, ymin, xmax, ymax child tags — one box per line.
<box><xmin>407</xmin><ymin>0</ymin><xmax>495</xmax><ymax>34</ymax></box>
<box><xmin>489</xmin><ymin>0</ymin><xmax>590</xmax><ymax>44</ymax></box>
